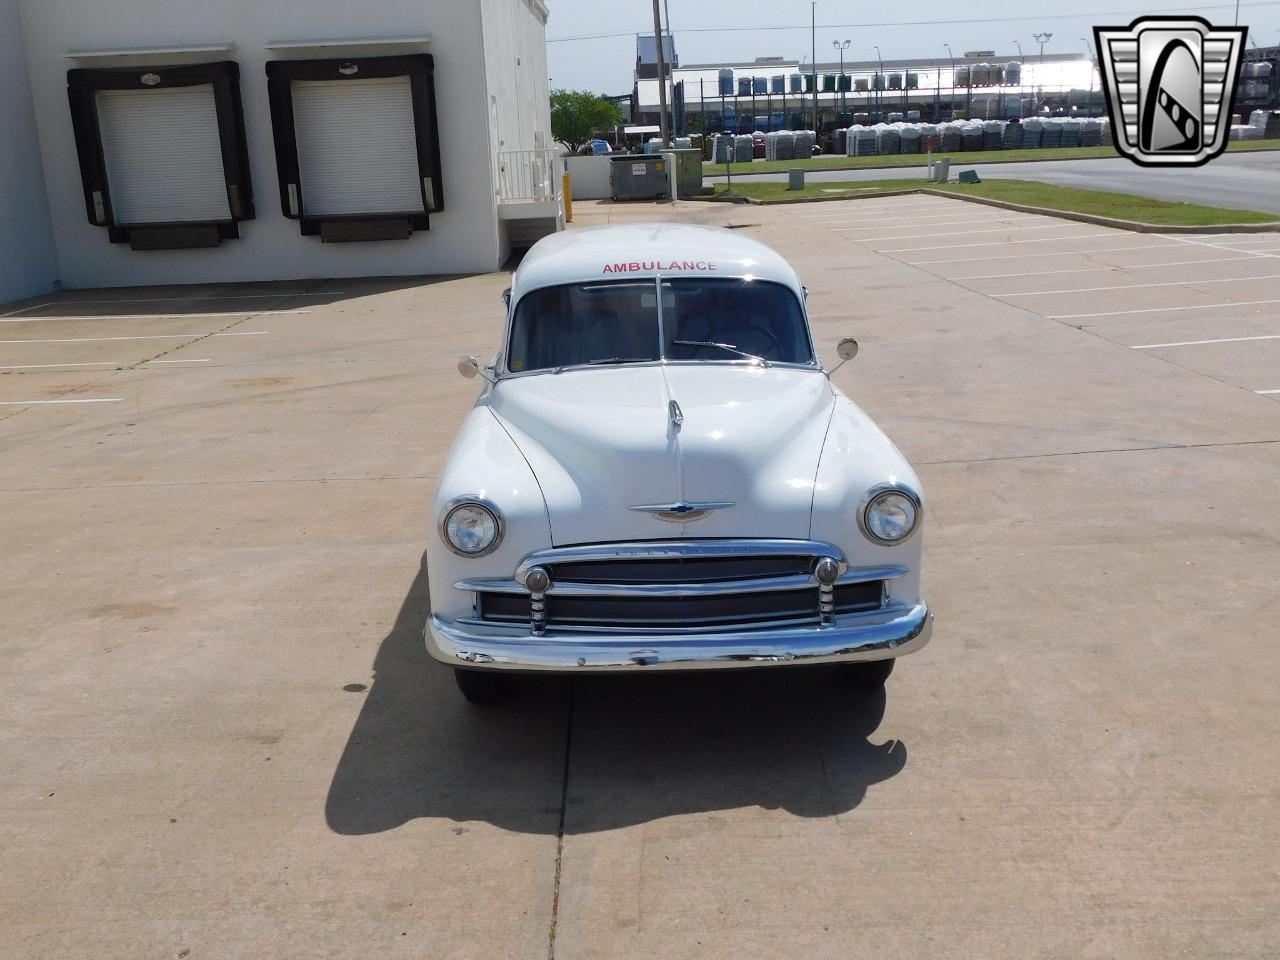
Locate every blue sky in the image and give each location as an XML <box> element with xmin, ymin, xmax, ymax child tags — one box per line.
<box><xmin>545</xmin><ymin>0</ymin><xmax>1280</xmax><ymax>92</ymax></box>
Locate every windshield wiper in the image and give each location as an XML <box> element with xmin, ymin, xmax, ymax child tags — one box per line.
<box><xmin>672</xmin><ymin>340</ymin><xmax>769</xmax><ymax>367</ymax></box>
<box><xmin>584</xmin><ymin>356</ymin><xmax>653</xmax><ymax>366</ymax></box>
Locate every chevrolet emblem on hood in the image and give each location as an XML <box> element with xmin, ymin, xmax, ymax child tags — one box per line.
<box><xmin>628</xmin><ymin>501</ymin><xmax>735</xmax><ymax>523</ymax></box>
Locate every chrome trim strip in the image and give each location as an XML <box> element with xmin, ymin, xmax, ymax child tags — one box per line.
<box><xmin>626</xmin><ymin>500</ymin><xmax>735</xmax><ymax>523</ymax></box>
<box><xmin>426</xmin><ymin>602</ymin><xmax>932</xmax><ymax>672</ymax></box>
<box><xmin>514</xmin><ymin>539</ymin><xmax>850</xmax><ymax>583</ymax></box>
<box><xmin>456</xmin><ymin>565</ymin><xmax>907</xmax><ymax>598</ymax></box>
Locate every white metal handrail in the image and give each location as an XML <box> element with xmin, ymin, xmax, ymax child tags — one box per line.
<box><xmin>497</xmin><ymin>148</ymin><xmax>562</xmax><ymax>203</ymax></box>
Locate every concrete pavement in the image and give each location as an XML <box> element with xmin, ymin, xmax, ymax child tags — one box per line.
<box><xmin>2</xmin><ymin>197</ymin><xmax>1278</xmax><ymax>958</ymax></box>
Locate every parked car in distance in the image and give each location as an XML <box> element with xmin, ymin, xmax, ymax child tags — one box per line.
<box><xmin>428</xmin><ymin>224</ymin><xmax>931</xmax><ymax>702</ymax></box>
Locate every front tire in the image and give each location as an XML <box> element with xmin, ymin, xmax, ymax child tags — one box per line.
<box><xmin>454</xmin><ymin>669</ymin><xmax>507</xmax><ymax>704</ymax></box>
<box><xmin>839</xmin><ymin>658</ymin><xmax>895</xmax><ymax>690</ymax></box>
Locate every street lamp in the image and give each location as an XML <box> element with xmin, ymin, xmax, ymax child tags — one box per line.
<box><xmin>833</xmin><ymin>39</ymin><xmax>850</xmax><ymax>118</ymax></box>
<box><xmin>1014</xmin><ymin>40</ymin><xmax>1024</xmax><ymax>58</ymax></box>
<box><xmin>1032</xmin><ymin>32</ymin><xmax>1052</xmax><ymax>112</ymax></box>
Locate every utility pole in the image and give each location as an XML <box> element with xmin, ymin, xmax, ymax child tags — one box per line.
<box><xmin>652</xmin><ymin>0</ymin><xmax>670</xmax><ymax>147</ymax></box>
<box><xmin>810</xmin><ymin>2</ymin><xmax>818</xmax><ymax>131</ymax></box>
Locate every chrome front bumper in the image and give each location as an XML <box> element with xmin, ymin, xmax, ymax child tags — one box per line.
<box><xmin>426</xmin><ymin>601</ymin><xmax>931</xmax><ymax>672</ymax></box>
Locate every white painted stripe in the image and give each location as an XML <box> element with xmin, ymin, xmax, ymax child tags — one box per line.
<box><xmin>842</xmin><ymin>222</ymin><xmax>1077</xmax><ymax>242</ymax></box>
<box><xmin>147</xmin><ymin>358</ymin><xmax>212</xmax><ymax>363</ymax></box>
<box><xmin>1</xmin><ymin>309</ymin><xmax>308</xmax><ymax>323</ymax></box>
<box><xmin>0</xmin><ymin>302</ymin><xmax>52</xmax><ymax>318</ymax></box>
<box><xmin>994</xmin><ymin>273</ymin><xmax>1280</xmax><ymax>297</ymax></box>
<box><xmin>908</xmin><ymin>242</ymin><xmax>1180</xmax><ymax>265</ymax></box>
<box><xmin>0</xmin><ymin>361</ymin><xmax>120</xmax><ymax>370</ymax></box>
<box><xmin>1056</xmin><ymin>299</ymin><xmax>1280</xmax><ymax>319</ymax></box>
<box><xmin>817</xmin><ymin>212</ymin><xmax>1036</xmax><ymax>225</ymax></box>
<box><xmin>47</xmin><ymin>292</ymin><xmax>344</xmax><ymax>304</ymax></box>
<box><xmin>1160</xmin><ymin>234</ymin><xmax>1280</xmax><ymax>259</ymax></box>
<box><xmin>1133</xmin><ymin>335</ymin><xmax>1280</xmax><ymax>349</ymax></box>
<box><xmin>956</xmin><ymin>255</ymin><xmax>1262</xmax><ymax>280</ymax></box>
<box><xmin>0</xmin><ymin>331</ymin><xmax>269</xmax><ymax>344</ymax></box>
<box><xmin>1257</xmin><ymin>389</ymin><xmax>1280</xmax><ymax>394</ymax></box>
<box><xmin>0</xmin><ymin>398</ymin><xmax>122</xmax><ymax>405</ymax></box>
<box><xmin>886</xmin><ymin>232</ymin><xmax>1116</xmax><ymax>253</ymax></box>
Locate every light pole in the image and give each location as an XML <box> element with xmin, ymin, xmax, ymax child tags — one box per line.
<box><xmin>944</xmin><ymin>43</ymin><xmax>955</xmax><ymax>121</ymax></box>
<box><xmin>1033</xmin><ymin>32</ymin><xmax>1051</xmax><ymax>112</ymax></box>
<box><xmin>874</xmin><ymin>45</ymin><xmax>883</xmax><ymax>120</ymax></box>
<box><xmin>1014</xmin><ymin>40</ymin><xmax>1024</xmax><ymax>58</ymax></box>
<box><xmin>1082</xmin><ymin>37</ymin><xmax>1096</xmax><ymax>116</ymax></box>
<box><xmin>810</xmin><ymin>2</ymin><xmax>818</xmax><ymax>132</ymax></box>
<box><xmin>833</xmin><ymin>39</ymin><xmax>850</xmax><ymax>120</ymax></box>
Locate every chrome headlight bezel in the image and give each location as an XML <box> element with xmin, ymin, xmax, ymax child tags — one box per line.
<box><xmin>439</xmin><ymin>497</ymin><xmax>505</xmax><ymax>558</ymax></box>
<box><xmin>858</xmin><ymin>483</ymin><xmax>922</xmax><ymax>545</ymax></box>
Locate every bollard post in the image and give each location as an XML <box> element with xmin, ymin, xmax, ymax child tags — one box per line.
<box><xmin>562</xmin><ymin>171</ymin><xmax>573</xmax><ymax>222</ymax></box>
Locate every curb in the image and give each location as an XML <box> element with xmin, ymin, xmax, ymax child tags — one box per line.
<box><xmin>917</xmin><ymin>189</ymin><xmax>1280</xmax><ymax>233</ymax></box>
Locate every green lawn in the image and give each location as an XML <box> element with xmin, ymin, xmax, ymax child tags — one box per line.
<box><xmin>703</xmin><ymin>139</ymin><xmax>1280</xmax><ymax>177</ymax></box>
<box><xmin>712</xmin><ymin>178</ymin><xmax>1280</xmax><ymax>226</ymax></box>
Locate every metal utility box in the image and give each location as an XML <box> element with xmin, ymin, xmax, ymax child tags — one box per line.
<box><xmin>610</xmin><ymin>154</ymin><xmax>669</xmax><ymax>201</ymax></box>
<box><xmin>673</xmin><ymin>149</ymin><xmax>703</xmax><ymax>196</ymax></box>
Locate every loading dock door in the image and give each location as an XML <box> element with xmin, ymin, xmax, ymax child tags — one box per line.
<box><xmin>291</xmin><ymin>77</ymin><xmax>423</xmax><ymax>217</ymax></box>
<box><xmin>95</xmin><ymin>85</ymin><xmax>232</xmax><ymax>225</ymax></box>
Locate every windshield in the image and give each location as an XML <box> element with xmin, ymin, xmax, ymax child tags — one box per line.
<box><xmin>506</xmin><ymin>278</ymin><xmax>813</xmax><ymax>373</ymax></box>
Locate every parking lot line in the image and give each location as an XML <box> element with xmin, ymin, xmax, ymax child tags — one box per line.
<box><xmin>1257</xmin><ymin>389</ymin><xmax>1280</xmax><ymax>394</ymax></box>
<box><xmin>1056</xmin><ymin>298</ymin><xmax>1280</xmax><ymax>319</ymax></box>
<box><xmin>0</xmin><ymin>361</ymin><xmax>120</xmax><ymax>370</ymax></box>
<box><xmin>887</xmin><ymin>232</ymin><xmax>1117</xmax><ymax>253</ymax></box>
<box><xmin>0</xmin><ymin>302</ymin><xmax>53</xmax><ymax>318</ymax></box>
<box><xmin>907</xmin><ymin>242</ymin><xmax>1180</xmax><ymax>265</ymax></box>
<box><xmin>146</xmin><ymin>358</ymin><xmax>212</xmax><ymax>364</ymax></box>
<box><xmin>0</xmin><ymin>332</ymin><xmax>270</xmax><ymax>344</ymax></box>
<box><xmin>0</xmin><ymin>398</ymin><xmax>123</xmax><ymax>405</ymax></box>
<box><xmin>1132</xmin><ymin>335</ymin><xmax>1280</xmax><ymax>349</ymax></box>
<box><xmin>993</xmin><ymin>273</ymin><xmax>1280</xmax><ymax>297</ymax></box>
<box><xmin>1</xmin><ymin>310</ymin><xmax>309</xmax><ymax>324</ymax></box>
<box><xmin>841</xmin><ymin>222</ymin><xmax>1076</xmax><ymax>242</ymax></box>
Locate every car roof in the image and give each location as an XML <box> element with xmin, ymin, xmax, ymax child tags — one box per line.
<box><xmin>510</xmin><ymin>224</ymin><xmax>803</xmax><ymax>302</ymax></box>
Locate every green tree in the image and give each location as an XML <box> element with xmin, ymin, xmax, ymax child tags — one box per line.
<box><xmin>550</xmin><ymin>89</ymin><xmax>623</xmax><ymax>152</ymax></box>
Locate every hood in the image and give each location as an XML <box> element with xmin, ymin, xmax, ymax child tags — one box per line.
<box><xmin>488</xmin><ymin>365</ymin><xmax>835</xmax><ymax>546</ymax></box>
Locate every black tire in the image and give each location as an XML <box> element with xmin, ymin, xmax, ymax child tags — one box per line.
<box><xmin>839</xmin><ymin>658</ymin><xmax>895</xmax><ymax>690</ymax></box>
<box><xmin>454</xmin><ymin>669</ymin><xmax>507</xmax><ymax>704</ymax></box>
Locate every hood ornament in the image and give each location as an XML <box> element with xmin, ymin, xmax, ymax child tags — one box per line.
<box><xmin>629</xmin><ymin>501</ymin><xmax>734</xmax><ymax>523</ymax></box>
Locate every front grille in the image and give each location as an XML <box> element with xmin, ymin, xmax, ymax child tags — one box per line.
<box><xmin>477</xmin><ymin>581</ymin><xmax>882</xmax><ymax>631</ymax></box>
<box><xmin>548</xmin><ymin>555</ymin><xmax>814</xmax><ymax>585</ymax></box>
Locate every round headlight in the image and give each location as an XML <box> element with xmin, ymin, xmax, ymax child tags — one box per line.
<box><xmin>441</xmin><ymin>500</ymin><xmax>503</xmax><ymax>557</ymax></box>
<box><xmin>862</xmin><ymin>489</ymin><xmax>920</xmax><ymax>544</ymax></box>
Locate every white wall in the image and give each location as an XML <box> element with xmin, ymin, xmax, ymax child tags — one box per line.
<box><xmin>479</xmin><ymin>0</ymin><xmax>552</xmax><ymax>263</ymax></box>
<box><xmin>0</xmin><ymin>0</ymin><xmax>58</xmax><ymax>303</ymax></box>
<box><xmin>17</xmin><ymin>0</ymin><xmax>505</xmax><ymax>289</ymax></box>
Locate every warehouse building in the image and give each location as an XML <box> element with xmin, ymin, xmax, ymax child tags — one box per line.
<box><xmin>0</xmin><ymin>0</ymin><xmax>560</xmax><ymax>304</ymax></box>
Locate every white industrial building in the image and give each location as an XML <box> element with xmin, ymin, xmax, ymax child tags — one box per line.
<box><xmin>0</xmin><ymin>0</ymin><xmax>561</xmax><ymax>304</ymax></box>
<box><xmin>634</xmin><ymin>47</ymin><xmax>1103</xmax><ymax>133</ymax></box>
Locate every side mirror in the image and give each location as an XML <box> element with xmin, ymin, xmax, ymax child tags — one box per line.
<box><xmin>826</xmin><ymin>337</ymin><xmax>859</xmax><ymax>377</ymax></box>
<box><xmin>458</xmin><ymin>354</ymin><xmax>481</xmax><ymax>379</ymax></box>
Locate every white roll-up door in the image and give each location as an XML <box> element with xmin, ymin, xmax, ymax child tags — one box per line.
<box><xmin>292</xmin><ymin>77</ymin><xmax>424</xmax><ymax>217</ymax></box>
<box><xmin>96</xmin><ymin>85</ymin><xmax>231</xmax><ymax>225</ymax></box>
